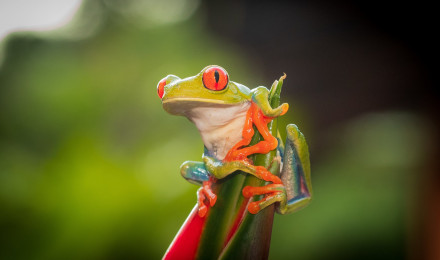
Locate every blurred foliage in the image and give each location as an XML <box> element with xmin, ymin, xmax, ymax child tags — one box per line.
<box><xmin>272</xmin><ymin>113</ymin><xmax>429</xmax><ymax>259</ymax></box>
<box><xmin>0</xmin><ymin>0</ymin><xmax>432</xmax><ymax>259</ymax></box>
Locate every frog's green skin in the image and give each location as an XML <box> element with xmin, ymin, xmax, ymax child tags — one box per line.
<box><xmin>158</xmin><ymin>65</ymin><xmax>312</xmax><ymax>215</ymax></box>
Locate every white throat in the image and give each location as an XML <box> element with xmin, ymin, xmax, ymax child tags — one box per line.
<box><xmin>187</xmin><ymin>102</ymin><xmax>251</xmax><ymax>160</ymax></box>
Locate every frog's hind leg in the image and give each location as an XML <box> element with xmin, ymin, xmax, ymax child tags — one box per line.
<box><xmin>203</xmin><ymin>156</ymin><xmax>282</xmax><ymax>185</ymax></box>
<box><xmin>180</xmin><ymin>161</ymin><xmax>210</xmax><ymax>184</ymax></box>
<box><xmin>242</xmin><ymin>184</ymin><xmax>286</xmax><ymax>214</ymax></box>
<box><xmin>241</xmin><ymin>124</ymin><xmax>312</xmax><ymax>215</ymax></box>
<box><xmin>252</xmin><ymin>86</ymin><xmax>289</xmax><ymax>118</ymax></box>
<box><xmin>276</xmin><ymin>124</ymin><xmax>312</xmax><ymax>214</ymax></box>
<box><xmin>180</xmin><ymin>161</ymin><xmax>217</xmax><ymax>217</ymax></box>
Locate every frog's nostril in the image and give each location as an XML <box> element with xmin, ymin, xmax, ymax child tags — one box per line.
<box><xmin>157</xmin><ymin>77</ymin><xmax>166</xmax><ymax>99</ymax></box>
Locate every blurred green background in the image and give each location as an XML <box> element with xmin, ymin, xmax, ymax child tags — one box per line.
<box><xmin>0</xmin><ymin>0</ymin><xmax>438</xmax><ymax>259</ymax></box>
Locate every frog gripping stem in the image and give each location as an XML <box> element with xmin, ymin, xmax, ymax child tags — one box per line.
<box><xmin>160</xmin><ymin>67</ymin><xmax>311</xmax><ymax>259</ymax></box>
<box><xmin>242</xmin><ymin>184</ymin><xmax>285</xmax><ymax>214</ymax></box>
<box><xmin>221</xmin><ymin>101</ymin><xmax>284</xmax><ymax>215</ymax></box>
<box><xmin>197</xmin><ymin>179</ymin><xmax>217</xmax><ymax>217</ymax></box>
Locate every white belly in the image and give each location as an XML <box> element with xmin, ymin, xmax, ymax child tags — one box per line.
<box><xmin>188</xmin><ymin>102</ymin><xmax>251</xmax><ymax>160</ymax></box>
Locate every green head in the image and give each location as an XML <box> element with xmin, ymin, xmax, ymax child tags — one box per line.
<box><xmin>157</xmin><ymin>65</ymin><xmax>251</xmax><ymax>115</ymax></box>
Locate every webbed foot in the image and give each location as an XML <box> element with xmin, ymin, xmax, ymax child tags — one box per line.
<box><xmin>242</xmin><ymin>184</ymin><xmax>285</xmax><ymax>214</ymax></box>
<box><xmin>197</xmin><ymin>178</ymin><xmax>217</xmax><ymax>217</ymax></box>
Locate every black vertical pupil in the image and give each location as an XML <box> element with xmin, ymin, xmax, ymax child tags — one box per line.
<box><xmin>214</xmin><ymin>70</ymin><xmax>220</xmax><ymax>83</ymax></box>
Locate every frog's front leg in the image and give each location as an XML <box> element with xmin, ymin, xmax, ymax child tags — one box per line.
<box><xmin>180</xmin><ymin>161</ymin><xmax>217</xmax><ymax>217</ymax></box>
<box><xmin>252</xmin><ymin>86</ymin><xmax>289</xmax><ymax>118</ymax></box>
<box><xmin>242</xmin><ymin>124</ymin><xmax>312</xmax><ymax>214</ymax></box>
<box><xmin>224</xmin><ymin>87</ymin><xmax>289</xmax><ymax>161</ymax></box>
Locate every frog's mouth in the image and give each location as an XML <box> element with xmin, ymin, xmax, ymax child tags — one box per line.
<box><xmin>162</xmin><ymin>97</ymin><xmax>241</xmax><ymax>116</ymax></box>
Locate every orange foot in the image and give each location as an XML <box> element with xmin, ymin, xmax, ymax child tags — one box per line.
<box><xmin>242</xmin><ymin>184</ymin><xmax>284</xmax><ymax>214</ymax></box>
<box><xmin>197</xmin><ymin>179</ymin><xmax>217</xmax><ymax>217</ymax></box>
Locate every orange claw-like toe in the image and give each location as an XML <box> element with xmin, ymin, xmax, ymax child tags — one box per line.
<box><xmin>247</xmin><ymin>202</ymin><xmax>261</xmax><ymax>214</ymax></box>
<box><xmin>202</xmin><ymin>181</ymin><xmax>217</xmax><ymax>206</ymax></box>
<box><xmin>242</xmin><ymin>186</ymin><xmax>254</xmax><ymax>198</ymax></box>
<box><xmin>208</xmin><ymin>194</ymin><xmax>217</xmax><ymax>206</ymax></box>
<box><xmin>280</xmin><ymin>103</ymin><xmax>289</xmax><ymax>116</ymax></box>
<box><xmin>255</xmin><ymin>166</ymin><xmax>282</xmax><ymax>184</ymax></box>
<box><xmin>269</xmin><ymin>175</ymin><xmax>282</xmax><ymax>184</ymax></box>
<box><xmin>242</xmin><ymin>184</ymin><xmax>283</xmax><ymax>198</ymax></box>
<box><xmin>198</xmin><ymin>205</ymin><xmax>208</xmax><ymax>217</ymax></box>
<box><xmin>197</xmin><ymin>189</ymin><xmax>207</xmax><ymax>217</ymax></box>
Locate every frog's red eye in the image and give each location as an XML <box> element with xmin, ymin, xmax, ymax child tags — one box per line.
<box><xmin>157</xmin><ymin>77</ymin><xmax>166</xmax><ymax>99</ymax></box>
<box><xmin>202</xmin><ymin>66</ymin><xmax>228</xmax><ymax>91</ymax></box>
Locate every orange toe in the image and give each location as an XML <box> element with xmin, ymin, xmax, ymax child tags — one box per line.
<box><xmin>248</xmin><ymin>202</ymin><xmax>260</xmax><ymax>214</ymax></box>
<box><xmin>208</xmin><ymin>194</ymin><xmax>217</xmax><ymax>206</ymax></box>
<box><xmin>281</xmin><ymin>103</ymin><xmax>289</xmax><ymax>116</ymax></box>
<box><xmin>242</xmin><ymin>186</ymin><xmax>253</xmax><ymax>198</ymax></box>
<box><xmin>198</xmin><ymin>205</ymin><xmax>207</xmax><ymax>217</ymax></box>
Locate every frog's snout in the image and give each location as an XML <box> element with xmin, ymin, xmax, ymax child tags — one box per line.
<box><xmin>157</xmin><ymin>75</ymin><xmax>180</xmax><ymax>99</ymax></box>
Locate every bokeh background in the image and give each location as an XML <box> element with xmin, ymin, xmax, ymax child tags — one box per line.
<box><xmin>0</xmin><ymin>0</ymin><xmax>438</xmax><ymax>259</ymax></box>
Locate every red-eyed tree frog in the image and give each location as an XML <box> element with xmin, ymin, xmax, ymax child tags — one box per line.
<box><xmin>157</xmin><ymin>65</ymin><xmax>312</xmax><ymax>217</ymax></box>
